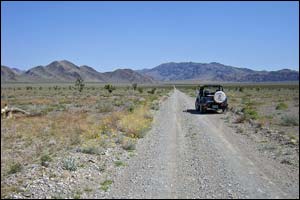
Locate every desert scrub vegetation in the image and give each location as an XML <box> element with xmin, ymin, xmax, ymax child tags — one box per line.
<box><xmin>118</xmin><ymin>105</ymin><xmax>153</xmax><ymax>138</ymax></box>
<box><xmin>121</xmin><ymin>138</ymin><xmax>136</xmax><ymax>151</ymax></box>
<box><xmin>62</xmin><ymin>157</ymin><xmax>77</xmax><ymax>171</ymax></box>
<box><xmin>276</xmin><ymin>102</ymin><xmax>288</xmax><ymax>110</ymax></box>
<box><xmin>100</xmin><ymin>179</ymin><xmax>113</xmax><ymax>192</ymax></box>
<box><xmin>1</xmin><ymin>83</ymin><xmax>171</xmax><ymax>197</ymax></box>
<box><xmin>40</xmin><ymin>153</ymin><xmax>53</xmax><ymax>167</ymax></box>
<box><xmin>7</xmin><ymin>162</ymin><xmax>23</xmax><ymax>175</ymax></box>
<box><xmin>280</xmin><ymin>115</ymin><xmax>299</xmax><ymax>126</ymax></box>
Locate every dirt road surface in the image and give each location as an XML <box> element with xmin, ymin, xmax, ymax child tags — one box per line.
<box><xmin>102</xmin><ymin>89</ymin><xmax>299</xmax><ymax>199</ymax></box>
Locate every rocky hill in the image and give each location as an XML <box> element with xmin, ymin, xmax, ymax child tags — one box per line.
<box><xmin>103</xmin><ymin>69</ymin><xmax>154</xmax><ymax>83</ymax></box>
<box><xmin>138</xmin><ymin>62</ymin><xmax>299</xmax><ymax>82</ymax></box>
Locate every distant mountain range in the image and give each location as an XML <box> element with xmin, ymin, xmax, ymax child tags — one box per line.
<box><xmin>1</xmin><ymin>60</ymin><xmax>299</xmax><ymax>83</ymax></box>
<box><xmin>138</xmin><ymin>62</ymin><xmax>299</xmax><ymax>82</ymax></box>
<box><xmin>1</xmin><ymin>60</ymin><xmax>154</xmax><ymax>83</ymax></box>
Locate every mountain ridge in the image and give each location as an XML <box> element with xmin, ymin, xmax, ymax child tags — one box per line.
<box><xmin>1</xmin><ymin>60</ymin><xmax>154</xmax><ymax>83</ymax></box>
<box><xmin>137</xmin><ymin>62</ymin><xmax>299</xmax><ymax>82</ymax></box>
<box><xmin>1</xmin><ymin>60</ymin><xmax>299</xmax><ymax>83</ymax></box>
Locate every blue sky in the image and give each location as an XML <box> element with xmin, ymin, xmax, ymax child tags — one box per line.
<box><xmin>1</xmin><ymin>1</ymin><xmax>299</xmax><ymax>72</ymax></box>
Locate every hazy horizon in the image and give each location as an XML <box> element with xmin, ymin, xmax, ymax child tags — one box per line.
<box><xmin>1</xmin><ymin>1</ymin><xmax>299</xmax><ymax>72</ymax></box>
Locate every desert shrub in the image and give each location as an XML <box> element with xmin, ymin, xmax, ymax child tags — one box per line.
<box><xmin>114</xmin><ymin>160</ymin><xmax>125</xmax><ymax>167</ymax></box>
<box><xmin>137</xmin><ymin>87</ymin><xmax>143</xmax><ymax>93</ymax></box>
<box><xmin>150</xmin><ymin>101</ymin><xmax>159</xmax><ymax>110</ymax></box>
<box><xmin>62</xmin><ymin>157</ymin><xmax>77</xmax><ymax>171</ymax></box>
<box><xmin>143</xmin><ymin>112</ymin><xmax>153</xmax><ymax>120</ymax></box>
<box><xmin>127</xmin><ymin>104</ymin><xmax>135</xmax><ymax>113</ymax></box>
<box><xmin>235</xmin><ymin>115</ymin><xmax>246</xmax><ymax>123</ymax></box>
<box><xmin>280</xmin><ymin>115</ymin><xmax>299</xmax><ymax>126</ymax></box>
<box><xmin>40</xmin><ymin>154</ymin><xmax>52</xmax><ymax>167</ymax></box>
<box><xmin>113</xmin><ymin>99</ymin><xmax>123</xmax><ymax>107</ymax></box>
<box><xmin>69</xmin><ymin>128</ymin><xmax>82</xmax><ymax>145</ymax></box>
<box><xmin>241</xmin><ymin>107</ymin><xmax>259</xmax><ymax>120</ymax></box>
<box><xmin>8</xmin><ymin>162</ymin><xmax>22</xmax><ymax>174</ymax></box>
<box><xmin>276</xmin><ymin>102</ymin><xmax>288</xmax><ymax>110</ymax></box>
<box><xmin>79</xmin><ymin>146</ymin><xmax>101</xmax><ymax>155</ymax></box>
<box><xmin>114</xmin><ymin>135</ymin><xmax>124</xmax><ymax>144</ymax></box>
<box><xmin>75</xmin><ymin>78</ymin><xmax>85</xmax><ymax>92</ymax></box>
<box><xmin>148</xmin><ymin>88</ymin><xmax>156</xmax><ymax>94</ymax></box>
<box><xmin>118</xmin><ymin>106</ymin><xmax>152</xmax><ymax>138</ymax></box>
<box><xmin>239</xmin><ymin>87</ymin><xmax>244</xmax><ymax>92</ymax></box>
<box><xmin>96</xmin><ymin>101</ymin><xmax>113</xmax><ymax>113</ymax></box>
<box><xmin>124</xmin><ymin>102</ymin><xmax>135</xmax><ymax>113</ymax></box>
<box><xmin>104</xmin><ymin>84</ymin><xmax>116</xmax><ymax>93</ymax></box>
<box><xmin>132</xmin><ymin>83</ymin><xmax>137</xmax><ymax>90</ymax></box>
<box><xmin>121</xmin><ymin>139</ymin><xmax>136</xmax><ymax>150</ymax></box>
<box><xmin>73</xmin><ymin>190</ymin><xmax>82</xmax><ymax>199</ymax></box>
<box><xmin>100</xmin><ymin>180</ymin><xmax>113</xmax><ymax>192</ymax></box>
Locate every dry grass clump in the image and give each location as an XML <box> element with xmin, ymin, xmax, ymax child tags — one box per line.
<box><xmin>118</xmin><ymin>105</ymin><xmax>152</xmax><ymax>138</ymax></box>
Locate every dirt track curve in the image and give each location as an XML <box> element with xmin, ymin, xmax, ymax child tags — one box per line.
<box><xmin>102</xmin><ymin>88</ymin><xmax>299</xmax><ymax>199</ymax></box>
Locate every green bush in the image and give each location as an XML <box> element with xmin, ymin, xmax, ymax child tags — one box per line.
<box><xmin>242</xmin><ymin>107</ymin><xmax>259</xmax><ymax>120</ymax></box>
<box><xmin>137</xmin><ymin>87</ymin><xmax>143</xmax><ymax>93</ymax></box>
<box><xmin>75</xmin><ymin>78</ymin><xmax>85</xmax><ymax>92</ymax></box>
<box><xmin>132</xmin><ymin>83</ymin><xmax>137</xmax><ymax>90</ymax></box>
<box><xmin>100</xmin><ymin>180</ymin><xmax>113</xmax><ymax>192</ymax></box>
<box><xmin>40</xmin><ymin>154</ymin><xmax>52</xmax><ymax>167</ymax></box>
<box><xmin>276</xmin><ymin>102</ymin><xmax>288</xmax><ymax>110</ymax></box>
<box><xmin>114</xmin><ymin>160</ymin><xmax>125</xmax><ymax>167</ymax></box>
<box><xmin>8</xmin><ymin>162</ymin><xmax>22</xmax><ymax>174</ymax></box>
<box><xmin>150</xmin><ymin>101</ymin><xmax>159</xmax><ymax>110</ymax></box>
<box><xmin>148</xmin><ymin>88</ymin><xmax>156</xmax><ymax>94</ymax></box>
<box><xmin>113</xmin><ymin>99</ymin><xmax>123</xmax><ymax>107</ymax></box>
<box><xmin>104</xmin><ymin>84</ymin><xmax>116</xmax><ymax>93</ymax></box>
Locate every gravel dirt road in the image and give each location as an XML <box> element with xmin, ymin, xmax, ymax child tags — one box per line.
<box><xmin>103</xmin><ymin>88</ymin><xmax>299</xmax><ymax>199</ymax></box>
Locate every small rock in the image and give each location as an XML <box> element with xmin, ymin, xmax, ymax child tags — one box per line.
<box><xmin>48</xmin><ymin>139</ymin><xmax>56</xmax><ymax>146</ymax></box>
<box><xmin>291</xmin><ymin>139</ymin><xmax>297</xmax><ymax>145</ymax></box>
<box><xmin>22</xmin><ymin>192</ymin><xmax>32</xmax><ymax>197</ymax></box>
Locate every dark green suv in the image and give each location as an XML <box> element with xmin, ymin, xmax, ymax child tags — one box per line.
<box><xmin>195</xmin><ymin>85</ymin><xmax>228</xmax><ymax>113</ymax></box>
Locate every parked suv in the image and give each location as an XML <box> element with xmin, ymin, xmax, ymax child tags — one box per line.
<box><xmin>195</xmin><ymin>85</ymin><xmax>228</xmax><ymax>113</ymax></box>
